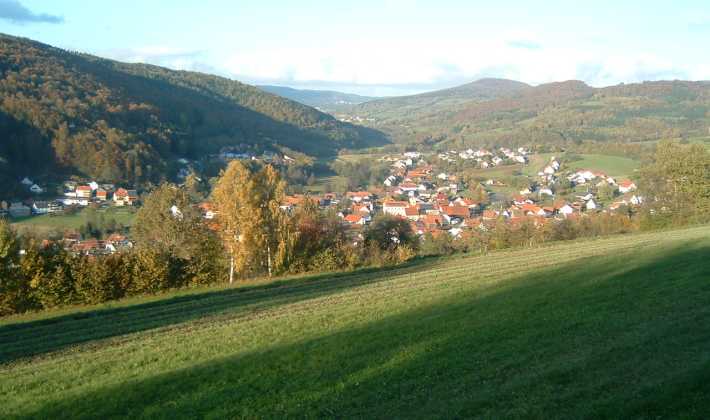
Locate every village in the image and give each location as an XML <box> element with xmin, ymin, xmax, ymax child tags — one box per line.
<box><xmin>0</xmin><ymin>146</ymin><xmax>645</xmax><ymax>256</ymax></box>
<box><xmin>0</xmin><ymin>177</ymin><xmax>140</xmax><ymax>255</ymax></box>
<box><xmin>281</xmin><ymin>147</ymin><xmax>644</xmax><ymax>243</ymax></box>
<box><xmin>0</xmin><ymin>177</ymin><xmax>139</xmax><ymax>218</ymax></box>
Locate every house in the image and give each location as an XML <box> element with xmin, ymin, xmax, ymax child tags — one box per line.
<box><xmin>448</xmin><ymin>227</ymin><xmax>464</xmax><ymax>238</ymax></box>
<box><xmin>198</xmin><ymin>202</ymin><xmax>218</xmax><ymax>219</ymax></box>
<box><xmin>453</xmin><ymin>197</ymin><xmax>480</xmax><ymax>209</ymax></box>
<box><xmin>346</xmin><ymin>191</ymin><xmax>372</xmax><ymax>203</ymax></box>
<box><xmin>586</xmin><ymin>199</ymin><xmax>598</xmax><ymax>210</ymax></box>
<box><xmin>71</xmin><ymin>238</ymin><xmax>107</xmax><ymax>256</ymax></box>
<box><xmin>539</xmin><ymin>187</ymin><xmax>554</xmax><ymax>196</ymax></box>
<box><xmin>8</xmin><ymin>202</ymin><xmax>30</xmax><ymax>218</ymax></box>
<box><xmin>440</xmin><ymin>205</ymin><xmax>470</xmax><ymax>224</ymax></box>
<box><xmin>62</xmin><ymin>198</ymin><xmax>89</xmax><ymax>206</ymax></box>
<box><xmin>114</xmin><ymin>188</ymin><xmax>138</xmax><ymax>206</ymax></box>
<box><xmin>76</xmin><ymin>185</ymin><xmax>93</xmax><ymax>199</ymax></box>
<box><xmin>382</xmin><ymin>201</ymin><xmax>409</xmax><ymax>217</ymax></box>
<box><xmin>422</xmin><ymin>214</ymin><xmax>443</xmax><ymax>229</ymax></box>
<box><xmin>105</xmin><ymin>233</ymin><xmax>132</xmax><ymax>252</ymax></box>
<box><xmin>618</xmin><ymin>180</ymin><xmax>637</xmax><ymax>194</ymax></box>
<box><xmin>404</xmin><ymin>206</ymin><xmax>420</xmax><ymax>221</ymax></box>
<box><xmin>20</xmin><ymin>177</ymin><xmax>33</xmax><ymax>186</ymax></box>
<box><xmin>558</xmin><ymin>204</ymin><xmax>575</xmax><ymax>216</ymax></box>
<box><xmin>520</xmin><ymin>203</ymin><xmax>546</xmax><ymax>217</ymax></box>
<box><xmin>32</xmin><ymin>201</ymin><xmax>60</xmax><ymax>214</ymax></box>
<box><xmin>29</xmin><ymin>184</ymin><xmax>44</xmax><ymax>194</ymax></box>
<box><xmin>512</xmin><ymin>195</ymin><xmax>530</xmax><ymax>206</ymax></box>
<box><xmin>352</xmin><ymin>203</ymin><xmax>371</xmax><ymax>214</ymax></box>
<box><xmin>96</xmin><ymin>189</ymin><xmax>109</xmax><ymax>201</ymax></box>
<box><xmin>579</xmin><ymin>170</ymin><xmax>596</xmax><ymax>180</ymax></box>
<box><xmin>343</xmin><ymin>213</ymin><xmax>367</xmax><ymax>225</ymax></box>
<box><xmin>482</xmin><ymin>210</ymin><xmax>499</xmax><ymax>220</ymax></box>
<box><xmin>63</xmin><ymin>231</ymin><xmax>81</xmax><ymax>244</ymax></box>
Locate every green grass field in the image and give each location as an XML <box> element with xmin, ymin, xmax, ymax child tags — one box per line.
<box><xmin>305</xmin><ymin>175</ymin><xmax>347</xmax><ymax>194</ymax></box>
<box><xmin>521</xmin><ymin>153</ymin><xmax>555</xmax><ymax>176</ymax></box>
<box><xmin>10</xmin><ymin>207</ymin><xmax>136</xmax><ymax>236</ymax></box>
<box><xmin>566</xmin><ymin>154</ymin><xmax>640</xmax><ymax>178</ymax></box>
<box><xmin>2</xmin><ymin>226</ymin><xmax>710</xmax><ymax>418</ymax></box>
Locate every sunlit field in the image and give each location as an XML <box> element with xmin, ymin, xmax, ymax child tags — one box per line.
<box><xmin>2</xmin><ymin>225</ymin><xmax>709</xmax><ymax>418</ymax></box>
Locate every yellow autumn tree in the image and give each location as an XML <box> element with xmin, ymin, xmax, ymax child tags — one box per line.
<box><xmin>212</xmin><ymin>161</ymin><xmax>293</xmax><ymax>282</ymax></box>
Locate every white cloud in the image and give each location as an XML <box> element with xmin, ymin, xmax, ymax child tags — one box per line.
<box><xmin>104</xmin><ymin>46</ymin><xmax>207</xmax><ymax>71</ymax></box>
<box><xmin>219</xmin><ymin>39</ymin><xmax>694</xmax><ymax>90</ymax></box>
<box><xmin>100</xmin><ymin>37</ymin><xmax>710</xmax><ymax>96</ymax></box>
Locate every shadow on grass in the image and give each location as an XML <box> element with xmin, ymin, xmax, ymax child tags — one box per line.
<box><xmin>16</xmin><ymin>243</ymin><xmax>710</xmax><ymax>419</ymax></box>
<box><xmin>0</xmin><ymin>256</ymin><xmax>446</xmax><ymax>364</ymax></box>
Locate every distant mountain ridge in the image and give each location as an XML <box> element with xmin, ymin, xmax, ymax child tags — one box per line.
<box><xmin>411</xmin><ymin>78</ymin><xmax>532</xmax><ymax>100</ymax></box>
<box><xmin>258</xmin><ymin>85</ymin><xmax>377</xmax><ymax>111</ymax></box>
<box><xmin>0</xmin><ymin>33</ymin><xmax>386</xmax><ymax>193</ymax></box>
<box><xmin>341</xmin><ymin>77</ymin><xmax>710</xmax><ymax>148</ymax></box>
<box><xmin>339</xmin><ymin>78</ymin><xmax>532</xmax><ymax>124</ymax></box>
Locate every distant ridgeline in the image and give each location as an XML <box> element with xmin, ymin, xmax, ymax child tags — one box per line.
<box><xmin>257</xmin><ymin>85</ymin><xmax>377</xmax><ymax>112</ymax></box>
<box><xmin>339</xmin><ymin>78</ymin><xmax>710</xmax><ymax>149</ymax></box>
<box><xmin>0</xmin><ymin>33</ymin><xmax>387</xmax><ymax>192</ymax></box>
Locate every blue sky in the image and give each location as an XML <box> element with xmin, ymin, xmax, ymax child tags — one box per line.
<box><xmin>1</xmin><ymin>0</ymin><xmax>709</xmax><ymax>96</ymax></box>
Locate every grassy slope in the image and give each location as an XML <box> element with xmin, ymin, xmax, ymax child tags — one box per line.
<box><xmin>567</xmin><ymin>154</ymin><xmax>640</xmax><ymax>178</ymax></box>
<box><xmin>10</xmin><ymin>207</ymin><xmax>135</xmax><ymax>236</ymax></box>
<box><xmin>2</xmin><ymin>226</ymin><xmax>710</xmax><ymax>418</ymax></box>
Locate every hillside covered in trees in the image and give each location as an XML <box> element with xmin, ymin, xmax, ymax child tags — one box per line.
<box><xmin>0</xmin><ymin>34</ymin><xmax>386</xmax><ymax>190</ymax></box>
<box><xmin>340</xmin><ymin>78</ymin><xmax>710</xmax><ymax>149</ymax></box>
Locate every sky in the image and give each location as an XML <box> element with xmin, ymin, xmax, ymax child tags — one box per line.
<box><xmin>0</xmin><ymin>0</ymin><xmax>709</xmax><ymax>96</ymax></box>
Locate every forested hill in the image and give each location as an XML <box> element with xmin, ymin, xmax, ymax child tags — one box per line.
<box><xmin>0</xmin><ymin>34</ymin><xmax>386</xmax><ymax>188</ymax></box>
<box><xmin>257</xmin><ymin>85</ymin><xmax>376</xmax><ymax>111</ymax></box>
<box><xmin>342</xmin><ymin>78</ymin><xmax>531</xmax><ymax>121</ymax></box>
<box><xmin>341</xmin><ymin>78</ymin><xmax>710</xmax><ymax>149</ymax></box>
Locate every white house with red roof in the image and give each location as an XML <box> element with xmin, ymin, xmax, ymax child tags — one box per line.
<box><xmin>618</xmin><ymin>180</ymin><xmax>637</xmax><ymax>194</ymax></box>
<box><xmin>382</xmin><ymin>201</ymin><xmax>409</xmax><ymax>217</ymax></box>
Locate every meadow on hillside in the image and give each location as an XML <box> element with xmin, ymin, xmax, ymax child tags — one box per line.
<box><xmin>2</xmin><ymin>226</ymin><xmax>709</xmax><ymax>418</ymax></box>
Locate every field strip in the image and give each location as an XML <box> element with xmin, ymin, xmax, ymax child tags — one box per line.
<box><xmin>4</xmin><ymin>227</ymin><xmax>706</xmax><ymax>369</ymax></box>
<box><xmin>2</xmin><ymin>228</ymin><xmax>702</xmax><ymax>350</ymax></box>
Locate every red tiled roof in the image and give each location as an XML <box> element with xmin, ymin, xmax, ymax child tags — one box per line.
<box><xmin>344</xmin><ymin>214</ymin><xmax>363</xmax><ymax>223</ymax></box>
<box><xmin>440</xmin><ymin>205</ymin><xmax>470</xmax><ymax>217</ymax></box>
<box><xmin>404</xmin><ymin>206</ymin><xmax>419</xmax><ymax>216</ymax></box>
<box><xmin>423</xmin><ymin>214</ymin><xmax>443</xmax><ymax>226</ymax></box>
<box><xmin>347</xmin><ymin>191</ymin><xmax>372</xmax><ymax>198</ymax></box>
<box><xmin>482</xmin><ymin>210</ymin><xmax>498</xmax><ymax>219</ymax></box>
<box><xmin>521</xmin><ymin>203</ymin><xmax>543</xmax><ymax>214</ymax></box>
<box><xmin>383</xmin><ymin>201</ymin><xmax>409</xmax><ymax>208</ymax></box>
